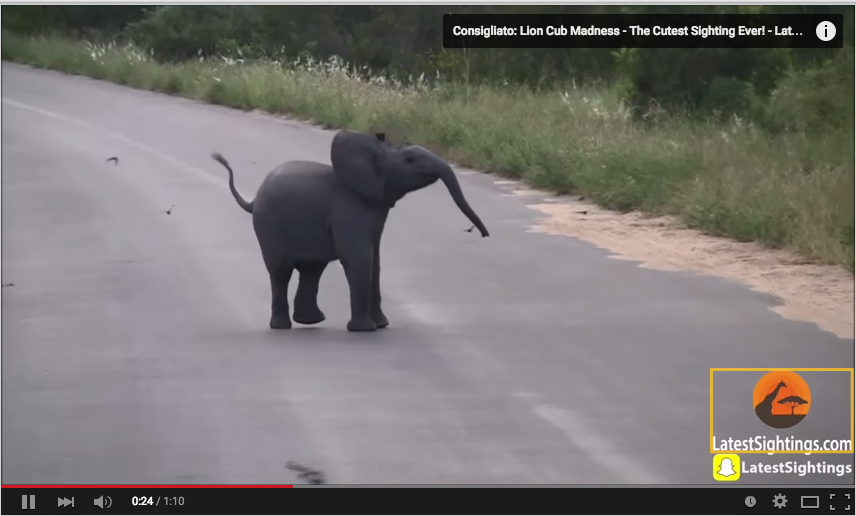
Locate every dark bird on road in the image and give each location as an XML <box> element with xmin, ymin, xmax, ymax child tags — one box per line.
<box><xmin>106</xmin><ymin>157</ymin><xmax>119</xmax><ymax>165</ymax></box>
<box><xmin>285</xmin><ymin>461</ymin><xmax>326</xmax><ymax>485</ymax></box>
<box><xmin>162</xmin><ymin>205</ymin><xmax>175</xmax><ymax>215</ymax></box>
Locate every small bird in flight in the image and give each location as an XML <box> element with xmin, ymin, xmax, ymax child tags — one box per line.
<box><xmin>106</xmin><ymin>157</ymin><xmax>119</xmax><ymax>165</ymax></box>
<box><xmin>2</xmin><ymin>282</ymin><xmax>14</xmax><ymax>288</ymax></box>
<box><xmin>464</xmin><ymin>225</ymin><xmax>475</xmax><ymax>233</ymax></box>
<box><xmin>162</xmin><ymin>205</ymin><xmax>175</xmax><ymax>215</ymax></box>
<box><xmin>285</xmin><ymin>461</ymin><xmax>326</xmax><ymax>485</ymax></box>
<box><xmin>576</xmin><ymin>210</ymin><xmax>589</xmax><ymax>215</ymax></box>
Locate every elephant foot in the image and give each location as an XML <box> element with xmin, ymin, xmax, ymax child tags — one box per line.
<box><xmin>293</xmin><ymin>307</ymin><xmax>326</xmax><ymax>325</ymax></box>
<box><xmin>269</xmin><ymin>313</ymin><xmax>292</xmax><ymax>330</ymax></box>
<box><xmin>347</xmin><ymin>317</ymin><xmax>377</xmax><ymax>332</ymax></box>
<box><xmin>371</xmin><ymin>311</ymin><xmax>389</xmax><ymax>329</ymax></box>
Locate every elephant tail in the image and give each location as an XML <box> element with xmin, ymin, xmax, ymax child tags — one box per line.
<box><xmin>211</xmin><ymin>152</ymin><xmax>253</xmax><ymax>214</ymax></box>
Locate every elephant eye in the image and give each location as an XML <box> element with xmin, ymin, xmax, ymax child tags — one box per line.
<box><xmin>404</xmin><ymin>155</ymin><xmax>416</xmax><ymax>164</ymax></box>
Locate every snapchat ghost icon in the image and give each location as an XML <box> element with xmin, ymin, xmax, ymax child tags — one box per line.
<box><xmin>713</xmin><ymin>454</ymin><xmax>741</xmax><ymax>481</ymax></box>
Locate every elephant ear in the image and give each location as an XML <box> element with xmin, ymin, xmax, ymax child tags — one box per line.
<box><xmin>331</xmin><ymin>130</ymin><xmax>387</xmax><ymax>205</ymax></box>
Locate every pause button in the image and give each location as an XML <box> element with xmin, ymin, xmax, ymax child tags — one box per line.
<box><xmin>22</xmin><ymin>495</ymin><xmax>36</xmax><ymax>510</ymax></box>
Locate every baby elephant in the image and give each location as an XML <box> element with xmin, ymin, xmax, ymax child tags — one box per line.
<box><xmin>211</xmin><ymin>130</ymin><xmax>489</xmax><ymax>332</ymax></box>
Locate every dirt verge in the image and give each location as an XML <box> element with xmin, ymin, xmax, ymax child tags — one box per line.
<box><xmin>491</xmin><ymin>179</ymin><xmax>854</xmax><ymax>340</ymax></box>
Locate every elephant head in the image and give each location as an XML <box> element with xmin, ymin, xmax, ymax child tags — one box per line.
<box><xmin>330</xmin><ymin>130</ymin><xmax>489</xmax><ymax>237</ymax></box>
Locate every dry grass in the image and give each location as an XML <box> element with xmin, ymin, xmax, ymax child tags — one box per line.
<box><xmin>3</xmin><ymin>32</ymin><xmax>852</xmax><ymax>271</ymax></box>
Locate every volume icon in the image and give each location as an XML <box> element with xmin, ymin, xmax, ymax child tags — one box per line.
<box><xmin>94</xmin><ymin>496</ymin><xmax>112</xmax><ymax>509</ymax></box>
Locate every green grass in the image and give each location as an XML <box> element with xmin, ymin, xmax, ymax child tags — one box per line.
<box><xmin>3</xmin><ymin>31</ymin><xmax>853</xmax><ymax>271</ymax></box>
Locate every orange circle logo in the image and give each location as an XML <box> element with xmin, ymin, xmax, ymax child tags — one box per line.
<box><xmin>753</xmin><ymin>371</ymin><xmax>811</xmax><ymax>429</ymax></box>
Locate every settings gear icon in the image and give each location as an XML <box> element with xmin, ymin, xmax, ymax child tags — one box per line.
<box><xmin>773</xmin><ymin>493</ymin><xmax>788</xmax><ymax>509</ymax></box>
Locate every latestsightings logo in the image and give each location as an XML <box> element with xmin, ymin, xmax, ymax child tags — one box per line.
<box><xmin>713</xmin><ymin>454</ymin><xmax>741</xmax><ymax>481</ymax></box>
<box><xmin>753</xmin><ymin>371</ymin><xmax>811</xmax><ymax>429</ymax></box>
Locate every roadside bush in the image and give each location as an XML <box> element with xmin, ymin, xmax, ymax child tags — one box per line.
<box><xmin>122</xmin><ymin>6</ymin><xmax>265</xmax><ymax>62</ymax></box>
<box><xmin>760</xmin><ymin>45</ymin><xmax>855</xmax><ymax>136</ymax></box>
<box><xmin>615</xmin><ymin>47</ymin><xmax>791</xmax><ymax>121</ymax></box>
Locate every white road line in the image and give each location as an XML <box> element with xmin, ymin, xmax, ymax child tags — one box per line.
<box><xmin>515</xmin><ymin>392</ymin><xmax>669</xmax><ymax>484</ymax></box>
<box><xmin>2</xmin><ymin>98</ymin><xmax>229</xmax><ymax>192</ymax></box>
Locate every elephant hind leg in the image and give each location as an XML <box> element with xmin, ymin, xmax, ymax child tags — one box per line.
<box><xmin>269</xmin><ymin>266</ymin><xmax>294</xmax><ymax>330</ymax></box>
<box><xmin>370</xmin><ymin>245</ymin><xmax>389</xmax><ymax>329</ymax></box>
<box><xmin>293</xmin><ymin>261</ymin><xmax>328</xmax><ymax>325</ymax></box>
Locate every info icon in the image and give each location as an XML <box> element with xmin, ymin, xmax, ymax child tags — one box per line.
<box><xmin>816</xmin><ymin>21</ymin><xmax>836</xmax><ymax>42</ymax></box>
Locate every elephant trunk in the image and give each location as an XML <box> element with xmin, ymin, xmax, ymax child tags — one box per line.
<box><xmin>437</xmin><ymin>165</ymin><xmax>490</xmax><ymax>237</ymax></box>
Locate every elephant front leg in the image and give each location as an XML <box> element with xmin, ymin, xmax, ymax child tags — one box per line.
<box><xmin>293</xmin><ymin>262</ymin><xmax>327</xmax><ymax>325</ymax></box>
<box><xmin>269</xmin><ymin>268</ymin><xmax>294</xmax><ymax>329</ymax></box>
<box><xmin>370</xmin><ymin>245</ymin><xmax>389</xmax><ymax>329</ymax></box>
<box><xmin>341</xmin><ymin>252</ymin><xmax>377</xmax><ymax>332</ymax></box>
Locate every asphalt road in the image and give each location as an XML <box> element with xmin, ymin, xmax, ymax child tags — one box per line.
<box><xmin>2</xmin><ymin>63</ymin><xmax>853</xmax><ymax>485</ymax></box>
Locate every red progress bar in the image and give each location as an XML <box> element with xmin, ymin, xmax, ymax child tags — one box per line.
<box><xmin>2</xmin><ymin>485</ymin><xmax>293</xmax><ymax>488</ymax></box>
